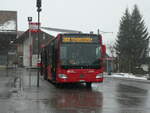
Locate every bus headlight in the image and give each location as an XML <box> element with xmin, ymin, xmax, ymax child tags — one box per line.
<box><xmin>96</xmin><ymin>73</ymin><xmax>103</xmax><ymax>78</ymax></box>
<box><xmin>58</xmin><ymin>74</ymin><xmax>68</xmax><ymax>79</ymax></box>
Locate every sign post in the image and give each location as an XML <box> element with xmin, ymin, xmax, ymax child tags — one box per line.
<box><xmin>28</xmin><ymin>17</ymin><xmax>32</xmax><ymax>68</ymax></box>
<box><xmin>36</xmin><ymin>0</ymin><xmax>42</xmax><ymax>87</ymax></box>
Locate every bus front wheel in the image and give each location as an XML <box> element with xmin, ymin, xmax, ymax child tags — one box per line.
<box><xmin>86</xmin><ymin>82</ymin><xmax>92</xmax><ymax>88</ymax></box>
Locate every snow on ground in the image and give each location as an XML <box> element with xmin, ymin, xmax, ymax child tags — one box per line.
<box><xmin>107</xmin><ymin>73</ymin><xmax>147</xmax><ymax>80</ymax></box>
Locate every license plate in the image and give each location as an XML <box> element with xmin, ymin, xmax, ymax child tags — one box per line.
<box><xmin>79</xmin><ymin>80</ymin><xmax>85</xmax><ymax>82</ymax></box>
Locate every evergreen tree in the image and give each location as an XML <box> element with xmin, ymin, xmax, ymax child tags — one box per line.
<box><xmin>130</xmin><ymin>5</ymin><xmax>149</xmax><ymax>73</ymax></box>
<box><xmin>115</xmin><ymin>8</ymin><xmax>132</xmax><ymax>72</ymax></box>
<box><xmin>115</xmin><ymin>5</ymin><xmax>149</xmax><ymax>73</ymax></box>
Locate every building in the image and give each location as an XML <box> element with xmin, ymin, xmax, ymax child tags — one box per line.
<box><xmin>0</xmin><ymin>11</ymin><xmax>17</xmax><ymax>67</ymax></box>
<box><xmin>15</xmin><ymin>29</ymin><xmax>54</xmax><ymax>67</ymax></box>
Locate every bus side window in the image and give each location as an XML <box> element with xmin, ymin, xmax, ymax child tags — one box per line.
<box><xmin>49</xmin><ymin>42</ymin><xmax>55</xmax><ymax>70</ymax></box>
<box><xmin>49</xmin><ymin>45</ymin><xmax>52</xmax><ymax>64</ymax></box>
<box><xmin>96</xmin><ymin>46</ymin><xmax>101</xmax><ymax>58</ymax></box>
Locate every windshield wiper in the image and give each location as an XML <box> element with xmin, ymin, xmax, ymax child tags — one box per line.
<box><xmin>61</xmin><ymin>65</ymin><xmax>101</xmax><ymax>69</ymax></box>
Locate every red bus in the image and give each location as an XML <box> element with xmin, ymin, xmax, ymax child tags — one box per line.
<box><xmin>40</xmin><ymin>33</ymin><xmax>106</xmax><ymax>87</ymax></box>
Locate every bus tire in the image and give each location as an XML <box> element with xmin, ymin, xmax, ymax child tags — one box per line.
<box><xmin>86</xmin><ymin>82</ymin><xmax>92</xmax><ymax>88</ymax></box>
<box><xmin>54</xmin><ymin>83</ymin><xmax>62</xmax><ymax>88</ymax></box>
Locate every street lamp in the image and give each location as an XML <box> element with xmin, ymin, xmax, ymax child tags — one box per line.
<box><xmin>36</xmin><ymin>0</ymin><xmax>42</xmax><ymax>87</ymax></box>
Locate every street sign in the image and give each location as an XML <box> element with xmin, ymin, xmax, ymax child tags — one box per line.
<box><xmin>29</xmin><ymin>22</ymin><xmax>40</xmax><ymax>32</ymax></box>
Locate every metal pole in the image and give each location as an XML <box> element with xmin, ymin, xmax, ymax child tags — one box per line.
<box><xmin>28</xmin><ymin>17</ymin><xmax>32</xmax><ymax>68</ymax></box>
<box><xmin>107</xmin><ymin>59</ymin><xmax>109</xmax><ymax>74</ymax></box>
<box><xmin>148</xmin><ymin>38</ymin><xmax>150</xmax><ymax>80</ymax></box>
<box><xmin>37</xmin><ymin>11</ymin><xmax>40</xmax><ymax>87</ymax></box>
<box><xmin>29</xmin><ymin>27</ymin><xmax>32</xmax><ymax>87</ymax></box>
<box><xmin>29</xmin><ymin>27</ymin><xmax>32</xmax><ymax>86</ymax></box>
<box><xmin>29</xmin><ymin>28</ymin><xmax>32</xmax><ymax>67</ymax></box>
<box><xmin>97</xmin><ymin>29</ymin><xmax>100</xmax><ymax>35</ymax></box>
<box><xmin>36</xmin><ymin>0</ymin><xmax>42</xmax><ymax>87</ymax></box>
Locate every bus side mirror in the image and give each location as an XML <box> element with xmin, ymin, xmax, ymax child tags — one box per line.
<box><xmin>102</xmin><ymin>45</ymin><xmax>106</xmax><ymax>56</ymax></box>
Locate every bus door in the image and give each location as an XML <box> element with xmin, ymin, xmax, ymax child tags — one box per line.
<box><xmin>51</xmin><ymin>41</ymin><xmax>56</xmax><ymax>81</ymax></box>
<box><xmin>42</xmin><ymin>48</ymin><xmax>48</xmax><ymax>80</ymax></box>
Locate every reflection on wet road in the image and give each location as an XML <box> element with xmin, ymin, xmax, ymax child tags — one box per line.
<box><xmin>48</xmin><ymin>89</ymin><xmax>103</xmax><ymax>113</ymax></box>
<box><xmin>0</xmin><ymin>69</ymin><xmax>17</xmax><ymax>113</ymax></box>
<box><xmin>0</xmin><ymin>68</ymin><xmax>150</xmax><ymax>113</ymax></box>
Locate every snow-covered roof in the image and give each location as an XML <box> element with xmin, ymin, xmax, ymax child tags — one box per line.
<box><xmin>14</xmin><ymin>29</ymin><xmax>54</xmax><ymax>44</ymax></box>
<box><xmin>0</xmin><ymin>20</ymin><xmax>16</xmax><ymax>32</ymax></box>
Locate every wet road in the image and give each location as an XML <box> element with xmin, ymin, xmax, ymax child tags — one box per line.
<box><xmin>0</xmin><ymin>68</ymin><xmax>150</xmax><ymax>113</ymax></box>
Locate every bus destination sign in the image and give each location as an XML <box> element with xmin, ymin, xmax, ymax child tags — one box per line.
<box><xmin>62</xmin><ymin>37</ymin><xmax>94</xmax><ymax>43</ymax></box>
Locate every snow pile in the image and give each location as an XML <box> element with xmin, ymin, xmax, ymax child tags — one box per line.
<box><xmin>0</xmin><ymin>20</ymin><xmax>16</xmax><ymax>31</ymax></box>
<box><xmin>111</xmin><ymin>73</ymin><xmax>147</xmax><ymax>80</ymax></box>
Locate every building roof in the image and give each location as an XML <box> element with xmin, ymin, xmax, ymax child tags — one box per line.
<box><xmin>14</xmin><ymin>30</ymin><xmax>54</xmax><ymax>44</ymax></box>
<box><xmin>0</xmin><ymin>10</ymin><xmax>17</xmax><ymax>32</ymax></box>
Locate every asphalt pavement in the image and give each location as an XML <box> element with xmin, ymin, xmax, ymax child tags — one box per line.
<box><xmin>0</xmin><ymin>68</ymin><xmax>150</xmax><ymax>113</ymax></box>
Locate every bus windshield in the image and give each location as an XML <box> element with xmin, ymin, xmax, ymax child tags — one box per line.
<box><xmin>60</xmin><ymin>43</ymin><xmax>101</xmax><ymax>69</ymax></box>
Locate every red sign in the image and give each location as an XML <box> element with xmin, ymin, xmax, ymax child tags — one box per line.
<box><xmin>29</xmin><ymin>22</ymin><xmax>41</xmax><ymax>32</ymax></box>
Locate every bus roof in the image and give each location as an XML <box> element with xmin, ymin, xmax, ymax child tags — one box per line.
<box><xmin>58</xmin><ymin>33</ymin><xmax>102</xmax><ymax>37</ymax></box>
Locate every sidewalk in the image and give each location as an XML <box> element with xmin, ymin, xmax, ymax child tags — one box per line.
<box><xmin>7</xmin><ymin>68</ymin><xmax>58</xmax><ymax>113</ymax></box>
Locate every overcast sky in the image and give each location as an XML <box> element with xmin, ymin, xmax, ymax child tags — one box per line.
<box><xmin>1</xmin><ymin>0</ymin><xmax>150</xmax><ymax>45</ymax></box>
